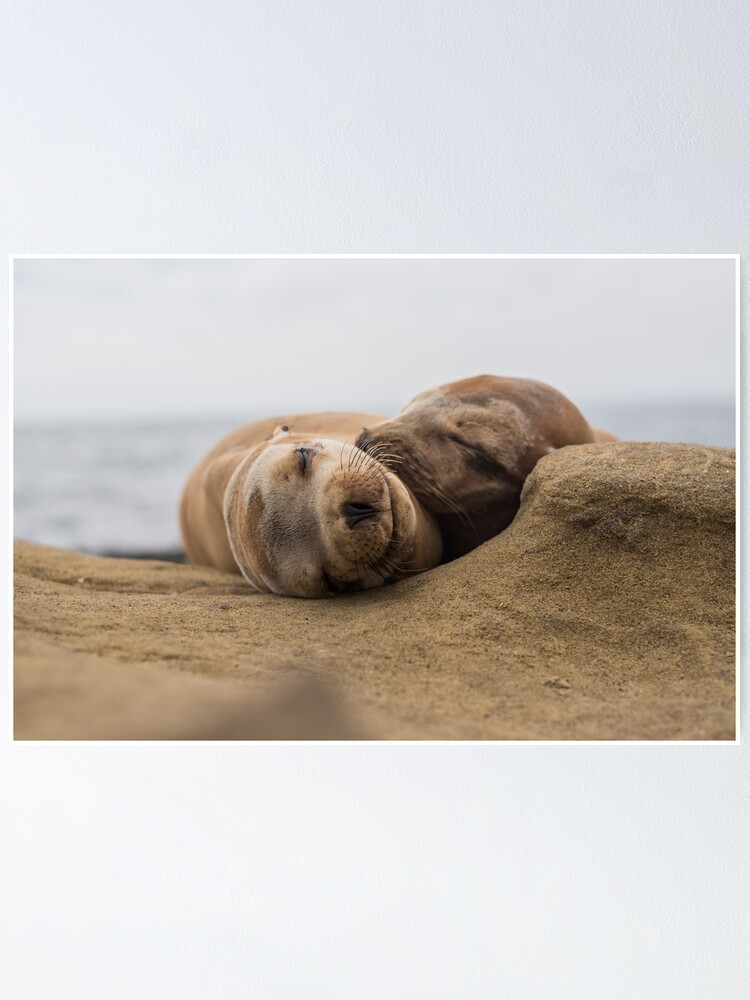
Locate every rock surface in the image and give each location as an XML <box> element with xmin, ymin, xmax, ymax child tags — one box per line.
<box><xmin>14</xmin><ymin>443</ymin><xmax>736</xmax><ymax>741</ymax></box>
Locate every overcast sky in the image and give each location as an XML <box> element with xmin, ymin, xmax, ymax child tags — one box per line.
<box><xmin>13</xmin><ymin>256</ymin><xmax>736</xmax><ymax>424</ymax></box>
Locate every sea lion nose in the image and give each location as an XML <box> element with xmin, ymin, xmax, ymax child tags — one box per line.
<box><xmin>343</xmin><ymin>501</ymin><xmax>379</xmax><ymax>528</ymax></box>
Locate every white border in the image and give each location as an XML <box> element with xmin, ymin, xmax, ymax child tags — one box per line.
<box><xmin>8</xmin><ymin>258</ymin><xmax>14</xmax><ymax>747</ymax></box>
<box><xmin>9</xmin><ymin>253</ymin><xmax>741</xmax><ymax>746</ymax></box>
<box><xmin>736</xmin><ymin>253</ymin><xmax>742</xmax><ymax>744</ymax></box>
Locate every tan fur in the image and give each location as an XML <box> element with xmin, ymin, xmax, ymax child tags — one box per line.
<box><xmin>181</xmin><ymin>378</ymin><xmax>616</xmax><ymax>595</ymax></box>
<box><xmin>180</xmin><ymin>412</ymin><xmax>443</xmax><ymax>598</ymax></box>
<box><xmin>356</xmin><ymin>375</ymin><xmax>616</xmax><ymax>560</ymax></box>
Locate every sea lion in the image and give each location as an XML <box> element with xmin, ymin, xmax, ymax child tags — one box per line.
<box><xmin>180</xmin><ymin>412</ymin><xmax>443</xmax><ymax>598</ymax></box>
<box><xmin>356</xmin><ymin>375</ymin><xmax>615</xmax><ymax>560</ymax></box>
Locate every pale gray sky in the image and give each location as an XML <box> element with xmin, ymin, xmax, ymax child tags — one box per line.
<box><xmin>13</xmin><ymin>256</ymin><xmax>736</xmax><ymax>423</ymax></box>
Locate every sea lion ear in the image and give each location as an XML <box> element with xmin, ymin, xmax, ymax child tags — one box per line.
<box><xmin>272</xmin><ymin>424</ymin><xmax>290</xmax><ymax>438</ymax></box>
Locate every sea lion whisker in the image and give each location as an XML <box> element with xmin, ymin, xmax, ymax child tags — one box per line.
<box><xmin>366</xmin><ymin>555</ymin><xmax>394</xmax><ymax>582</ymax></box>
<box><xmin>365</xmin><ymin>440</ymin><xmax>400</xmax><ymax>456</ymax></box>
<box><xmin>369</xmin><ymin>450</ymin><xmax>404</xmax><ymax>467</ymax></box>
<box><xmin>356</xmin><ymin>432</ymin><xmax>376</xmax><ymax>453</ymax></box>
<box><xmin>360</xmin><ymin>447</ymin><xmax>381</xmax><ymax>473</ymax></box>
<box><xmin>361</xmin><ymin>556</ymin><xmax>383</xmax><ymax>586</ymax></box>
<box><xmin>371</xmin><ymin>546</ymin><xmax>424</xmax><ymax>580</ymax></box>
<box><xmin>415</xmin><ymin>474</ymin><xmax>458</xmax><ymax>512</ymax></box>
<box><xmin>363</xmin><ymin>457</ymin><xmax>389</xmax><ymax>482</ymax></box>
<box><xmin>420</xmin><ymin>472</ymin><xmax>462</xmax><ymax>510</ymax></box>
<box><xmin>363</xmin><ymin>470</ymin><xmax>382</xmax><ymax>487</ymax></box>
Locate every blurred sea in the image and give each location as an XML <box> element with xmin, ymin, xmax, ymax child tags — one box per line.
<box><xmin>14</xmin><ymin>402</ymin><xmax>736</xmax><ymax>559</ymax></box>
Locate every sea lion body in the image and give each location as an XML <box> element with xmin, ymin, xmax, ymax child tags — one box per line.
<box><xmin>180</xmin><ymin>412</ymin><xmax>443</xmax><ymax>598</ymax></box>
<box><xmin>181</xmin><ymin>376</ymin><xmax>615</xmax><ymax>596</ymax></box>
<box><xmin>356</xmin><ymin>375</ymin><xmax>613</xmax><ymax>559</ymax></box>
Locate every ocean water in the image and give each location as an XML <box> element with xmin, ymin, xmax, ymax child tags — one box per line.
<box><xmin>14</xmin><ymin>403</ymin><xmax>736</xmax><ymax>558</ymax></box>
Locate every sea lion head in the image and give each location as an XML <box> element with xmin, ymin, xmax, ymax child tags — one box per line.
<box><xmin>355</xmin><ymin>383</ymin><xmax>542</xmax><ymax>517</ymax></box>
<box><xmin>355</xmin><ymin>376</ymin><xmax>601</xmax><ymax>561</ymax></box>
<box><xmin>223</xmin><ymin>425</ymin><xmax>442</xmax><ymax>598</ymax></box>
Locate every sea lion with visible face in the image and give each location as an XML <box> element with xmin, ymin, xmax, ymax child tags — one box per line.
<box><xmin>180</xmin><ymin>412</ymin><xmax>443</xmax><ymax>598</ymax></box>
<box><xmin>356</xmin><ymin>375</ymin><xmax>616</xmax><ymax>560</ymax></box>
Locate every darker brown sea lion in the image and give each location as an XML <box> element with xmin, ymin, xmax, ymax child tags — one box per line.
<box><xmin>180</xmin><ymin>412</ymin><xmax>443</xmax><ymax>598</ymax></box>
<box><xmin>356</xmin><ymin>375</ymin><xmax>615</xmax><ymax>560</ymax></box>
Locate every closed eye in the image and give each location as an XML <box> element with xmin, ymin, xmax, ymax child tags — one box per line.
<box><xmin>447</xmin><ymin>433</ymin><xmax>487</xmax><ymax>456</ymax></box>
<box><xmin>446</xmin><ymin>433</ymin><xmax>523</xmax><ymax>486</ymax></box>
<box><xmin>296</xmin><ymin>447</ymin><xmax>311</xmax><ymax>473</ymax></box>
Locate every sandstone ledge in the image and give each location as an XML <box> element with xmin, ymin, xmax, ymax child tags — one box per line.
<box><xmin>14</xmin><ymin>442</ymin><xmax>736</xmax><ymax>741</ymax></box>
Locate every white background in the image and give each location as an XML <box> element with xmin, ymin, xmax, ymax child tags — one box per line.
<box><xmin>2</xmin><ymin>3</ymin><xmax>747</xmax><ymax>998</ymax></box>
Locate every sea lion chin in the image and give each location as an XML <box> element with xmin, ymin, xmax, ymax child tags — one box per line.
<box><xmin>180</xmin><ymin>414</ymin><xmax>442</xmax><ymax>598</ymax></box>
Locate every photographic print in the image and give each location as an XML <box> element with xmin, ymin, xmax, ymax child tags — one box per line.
<box><xmin>12</xmin><ymin>255</ymin><xmax>737</xmax><ymax>741</ymax></box>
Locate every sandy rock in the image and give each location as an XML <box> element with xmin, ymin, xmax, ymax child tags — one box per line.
<box><xmin>14</xmin><ymin>442</ymin><xmax>735</xmax><ymax>741</ymax></box>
